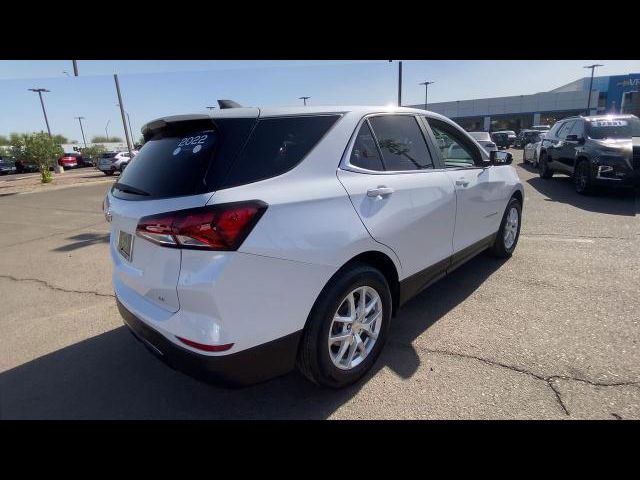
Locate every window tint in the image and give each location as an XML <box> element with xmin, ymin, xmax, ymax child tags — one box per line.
<box><xmin>586</xmin><ymin>116</ymin><xmax>640</xmax><ymax>139</ymax></box>
<box><xmin>557</xmin><ymin>121</ymin><xmax>575</xmax><ymax>139</ymax></box>
<box><xmin>570</xmin><ymin>120</ymin><xmax>584</xmax><ymax>137</ymax></box>
<box><xmin>427</xmin><ymin>119</ymin><xmax>480</xmax><ymax>168</ymax></box>
<box><xmin>114</xmin><ymin>126</ymin><xmax>218</xmax><ymax>199</ymax></box>
<box><xmin>222</xmin><ymin>115</ymin><xmax>340</xmax><ymax>188</ymax></box>
<box><xmin>367</xmin><ymin>115</ymin><xmax>434</xmax><ymax>171</ymax></box>
<box><xmin>547</xmin><ymin>122</ymin><xmax>563</xmax><ymax>138</ymax></box>
<box><xmin>349</xmin><ymin>122</ymin><xmax>384</xmax><ymax>171</ymax></box>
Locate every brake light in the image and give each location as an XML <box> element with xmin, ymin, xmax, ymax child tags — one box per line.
<box><xmin>136</xmin><ymin>201</ymin><xmax>267</xmax><ymax>251</ymax></box>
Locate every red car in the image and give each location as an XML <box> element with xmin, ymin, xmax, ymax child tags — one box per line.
<box><xmin>58</xmin><ymin>152</ymin><xmax>86</xmax><ymax>169</ymax></box>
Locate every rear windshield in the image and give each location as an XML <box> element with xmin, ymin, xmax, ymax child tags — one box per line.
<box><xmin>112</xmin><ymin>115</ymin><xmax>340</xmax><ymax>200</ymax></box>
<box><xmin>586</xmin><ymin>117</ymin><xmax>640</xmax><ymax>139</ymax></box>
<box><xmin>102</xmin><ymin>152</ymin><xmax>117</xmax><ymax>158</ymax></box>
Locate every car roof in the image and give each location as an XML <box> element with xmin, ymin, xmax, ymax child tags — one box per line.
<box><xmin>141</xmin><ymin>105</ymin><xmax>449</xmax><ymax>136</ymax></box>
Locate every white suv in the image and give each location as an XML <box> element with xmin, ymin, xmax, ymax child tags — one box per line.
<box><xmin>105</xmin><ymin>106</ymin><xmax>523</xmax><ymax>388</ymax></box>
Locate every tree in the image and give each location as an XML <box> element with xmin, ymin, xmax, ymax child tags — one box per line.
<box><xmin>91</xmin><ymin>135</ymin><xmax>123</xmax><ymax>143</ymax></box>
<box><xmin>0</xmin><ymin>135</ymin><xmax>9</xmax><ymax>146</ymax></box>
<box><xmin>52</xmin><ymin>134</ymin><xmax>69</xmax><ymax>144</ymax></box>
<box><xmin>11</xmin><ymin>132</ymin><xmax>63</xmax><ymax>183</ymax></box>
<box><xmin>81</xmin><ymin>144</ymin><xmax>106</xmax><ymax>163</ymax></box>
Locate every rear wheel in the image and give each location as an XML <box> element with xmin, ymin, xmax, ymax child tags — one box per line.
<box><xmin>297</xmin><ymin>263</ymin><xmax>392</xmax><ymax>388</ymax></box>
<box><xmin>489</xmin><ymin>197</ymin><xmax>522</xmax><ymax>258</ymax></box>
<box><xmin>574</xmin><ymin>160</ymin><xmax>593</xmax><ymax>195</ymax></box>
<box><xmin>539</xmin><ymin>153</ymin><xmax>553</xmax><ymax>178</ymax></box>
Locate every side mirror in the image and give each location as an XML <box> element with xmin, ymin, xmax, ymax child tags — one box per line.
<box><xmin>565</xmin><ymin>134</ymin><xmax>584</xmax><ymax>144</ymax></box>
<box><xmin>490</xmin><ymin>150</ymin><xmax>513</xmax><ymax>165</ymax></box>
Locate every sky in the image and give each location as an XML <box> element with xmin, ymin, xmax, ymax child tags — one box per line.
<box><xmin>1</xmin><ymin>60</ymin><xmax>638</xmax><ymax>142</ymax></box>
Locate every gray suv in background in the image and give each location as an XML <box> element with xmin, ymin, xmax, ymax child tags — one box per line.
<box><xmin>98</xmin><ymin>151</ymin><xmax>138</xmax><ymax>176</ymax></box>
<box><xmin>538</xmin><ymin>114</ymin><xmax>640</xmax><ymax>194</ymax></box>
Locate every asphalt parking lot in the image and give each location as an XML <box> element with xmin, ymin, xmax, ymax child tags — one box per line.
<box><xmin>1</xmin><ymin>150</ymin><xmax>638</xmax><ymax>419</ymax></box>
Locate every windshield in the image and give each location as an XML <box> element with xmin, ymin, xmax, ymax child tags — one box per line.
<box><xmin>586</xmin><ymin>117</ymin><xmax>640</xmax><ymax>139</ymax></box>
<box><xmin>469</xmin><ymin>132</ymin><xmax>491</xmax><ymax>141</ymax></box>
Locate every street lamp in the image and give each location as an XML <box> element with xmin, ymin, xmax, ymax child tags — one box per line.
<box><xmin>390</xmin><ymin>60</ymin><xmax>403</xmax><ymax>106</ymax></box>
<box><xmin>584</xmin><ymin>64</ymin><xmax>604</xmax><ymax>115</ymax></box>
<box><xmin>28</xmin><ymin>88</ymin><xmax>52</xmax><ymax>138</ymax></box>
<box><xmin>105</xmin><ymin>120</ymin><xmax>111</xmax><ymax>142</ymax></box>
<box><xmin>299</xmin><ymin>96</ymin><xmax>310</xmax><ymax>106</ymax></box>
<box><xmin>419</xmin><ymin>81</ymin><xmax>435</xmax><ymax>110</ymax></box>
<box><xmin>74</xmin><ymin>116</ymin><xmax>87</xmax><ymax>148</ymax></box>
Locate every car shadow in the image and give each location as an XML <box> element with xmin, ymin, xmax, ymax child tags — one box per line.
<box><xmin>52</xmin><ymin>233</ymin><xmax>110</xmax><ymax>252</ymax></box>
<box><xmin>0</xmin><ymin>254</ymin><xmax>505</xmax><ymax>419</ymax></box>
<box><xmin>526</xmin><ymin>175</ymin><xmax>637</xmax><ymax>216</ymax></box>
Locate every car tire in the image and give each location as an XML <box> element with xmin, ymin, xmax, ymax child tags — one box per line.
<box><xmin>489</xmin><ymin>196</ymin><xmax>522</xmax><ymax>258</ymax></box>
<box><xmin>574</xmin><ymin>159</ymin><xmax>593</xmax><ymax>195</ymax></box>
<box><xmin>539</xmin><ymin>153</ymin><xmax>553</xmax><ymax>178</ymax></box>
<box><xmin>297</xmin><ymin>263</ymin><xmax>392</xmax><ymax>388</ymax></box>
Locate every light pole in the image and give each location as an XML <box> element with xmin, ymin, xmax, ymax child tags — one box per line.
<box><xmin>75</xmin><ymin>116</ymin><xmax>87</xmax><ymax>147</ymax></box>
<box><xmin>584</xmin><ymin>64</ymin><xmax>603</xmax><ymax>115</ymax></box>
<box><xmin>389</xmin><ymin>60</ymin><xmax>403</xmax><ymax>107</ymax></box>
<box><xmin>419</xmin><ymin>81</ymin><xmax>435</xmax><ymax>110</ymax></box>
<box><xmin>72</xmin><ymin>60</ymin><xmax>79</xmax><ymax>76</ymax></box>
<box><xmin>28</xmin><ymin>88</ymin><xmax>52</xmax><ymax>138</ymax></box>
<box><xmin>116</xmin><ymin>103</ymin><xmax>135</xmax><ymax>147</ymax></box>
<box><xmin>105</xmin><ymin>120</ymin><xmax>111</xmax><ymax>142</ymax></box>
<box><xmin>113</xmin><ymin>74</ymin><xmax>133</xmax><ymax>158</ymax></box>
<box><xmin>299</xmin><ymin>96</ymin><xmax>310</xmax><ymax>106</ymax></box>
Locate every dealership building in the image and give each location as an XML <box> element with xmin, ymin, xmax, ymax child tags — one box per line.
<box><xmin>409</xmin><ymin>72</ymin><xmax>640</xmax><ymax>132</ymax></box>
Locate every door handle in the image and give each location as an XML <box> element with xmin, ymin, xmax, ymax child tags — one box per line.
<box><xmin>455</xmin><ymin>179</ymin><xmax>470</xmax><ymax>187</ymax></box>
<box><xmin>367</xmin><ymin>186</ymin><xmax>394</xmax><ymax>197</ymax></box>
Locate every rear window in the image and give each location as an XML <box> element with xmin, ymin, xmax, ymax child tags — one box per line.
<box><xmin>102</xmin><ymin>152</ymin><xmax>117</xmax><ymax>158</ymax></box>
<box><xmin>220</xmin><ymin>115</ymin><xmax>340</xmax><ymax>188</ymax></box>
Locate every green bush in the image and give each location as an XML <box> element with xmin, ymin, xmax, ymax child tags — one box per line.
<box><xmin>11</xmin><ymin>132</ymin><xmax>63</xmax><ymax>183</ymax></box>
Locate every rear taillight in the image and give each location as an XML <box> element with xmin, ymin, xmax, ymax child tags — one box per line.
<box><xmin>136</xmin><ymin>201</ymin><xmax>267</xmax><ymax>251</ymax></box>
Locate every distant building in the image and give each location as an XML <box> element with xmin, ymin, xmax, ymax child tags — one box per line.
<box><xmin>407</xmin><ymin>73</ymin><xmax>640</xmax><ymax>132</ymax></box>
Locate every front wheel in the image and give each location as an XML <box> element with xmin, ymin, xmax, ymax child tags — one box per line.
<box><xmin>539</xmin><ymin>153</ymin><xmax>553</xmax><ymax>178</ymax></box>
<box><xmin>574</xmin><ymin>160</ymin><xmax>593</xmax><ymax>195</ymax></box>
<box><xmin>489</xmin><ymin>197</ymin><xmax>522</xmax><ymax>258</ymax></box>
<box><xmin>297</xmin><ymin>263</ymin><xmax>392</xmax><ymax>388</ymax></box>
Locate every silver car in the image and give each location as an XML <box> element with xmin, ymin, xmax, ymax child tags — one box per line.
<box><xmin>98</xmin><ymin>151</ymin><xmax>138</xmax><ymax>176</ymax></box>
<box><xmin>468</xmin><ymin>131</ymin><xmax>498</xmax><ymax>153</ymax></box>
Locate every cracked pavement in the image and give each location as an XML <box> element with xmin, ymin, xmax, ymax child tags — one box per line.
<box><xmin>0</xmin><ymin>150</ymin><xmax>638</xmax><ymax>419</ymax></box>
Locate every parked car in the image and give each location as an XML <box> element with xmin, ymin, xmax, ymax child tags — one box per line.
<box><xmin>97</xmin><ymin>151</ymin><xmax>137</xmax><ymax>175</ymax></box>
<box><xmin>531</xmin><ymin>124</ymin><xmax>551</xmax><ymax>131</ymax></box>
<box><xmin>106</xmin><ymin>106</ymin><xmax>524</xmax><ymax>387</ymax></box>
<box><xmin>468</xmin><ymin>131</ymin><xmax>498</xmax><ymax>153</ymax></box>
<box><xmin>13</xmin><ymin>159</ymin><xmax>39</xmax><ymax>174</ymax></box>
<box><xmin>538</xmin><ymin>114</ymin><xmax>640</xmax><ymax>194</ymax></box>
<box><xmin>523</xmin><ymin>131</ymin><xmax>547</xmax><ymax>168</ymax></box>
<box><xmin>493</xmin><ymin>130</ymin><xmax>516</xmax><ymax>148</ymax></box>
<box><xmin>58</xmin><ymin>152</ymin><xmax>88</xmax><ymax>169</ymax></box>
<box><xmin>515</xmin><ymin>129</ymin><xmax>546</xmax><ymax>149</ymax></box>
<box><xmin>491</xmin><ymin>132</ymin><xmax>511</xmax><ymax>149</ymax></box>
<box><xmin>0</xmin><ymin>158</ymin><xmax>16</xmax><ymax>175</ymax></box>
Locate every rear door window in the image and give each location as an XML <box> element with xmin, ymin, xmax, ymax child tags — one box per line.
<box><xmin>221</xmin><ymin>115</ymin><xmax>341</xmax><ymax>188</ymax></box>
<box><xmin>367</xmin><ymin>115</ymin><xmax>434</xmax><ymax>171</ymax></box>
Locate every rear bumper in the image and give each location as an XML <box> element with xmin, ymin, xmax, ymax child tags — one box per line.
<box><xmin>117</xmin><ymin>297</ymin><xmax>302</xmax><ymax>386</ymax></box>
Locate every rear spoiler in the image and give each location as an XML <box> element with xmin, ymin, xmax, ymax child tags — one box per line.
<box><xmin>217</xmin><ymin>99</ymin><xmax>243</xmax><ymax>109</ymax></box>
